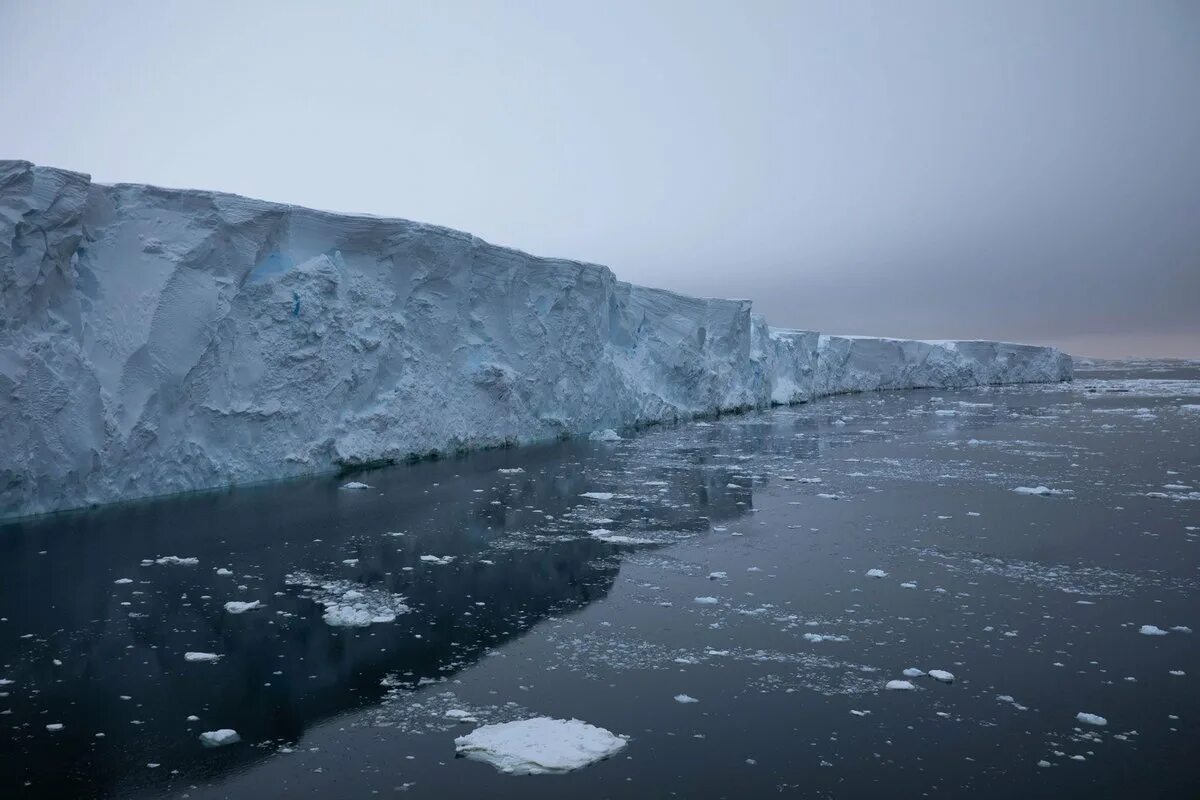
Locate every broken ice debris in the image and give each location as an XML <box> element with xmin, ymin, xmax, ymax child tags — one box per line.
<box><xmin>184</xmin><ymin>652</ymin><xmax>222</xmax><ymax>663</ymax></box>
<box><xmin>674</xmin><ymin>694</ymin><xmax>700</xmax><ymax>704</ymax></box>
<box><xmin>928</xmin><ymin>670</ymin><xmax>955</xmax><ymax>683</ymax></box>
<box><xmin>341</xmin><ymin>481</ymin><xmax>371</xmax><ymax>490</ymax></box>
<box><xmin>454</xmin><ymin>717</ymin><xmax>627</xmax><ymax>775</ymax></box>
<box><xmin>866</xmin><ymin>569</ymin><xmax>888</xmax><ymax>578</ymax></box>
<box><xmin>1139</xmin><ymin>624</ymin><xmax>1168</xmax><ymax>636</ymax></box>
<box><xmin>885</xmin><ymin>680</ymin><xmax>916</xmax><ymax>691</ymax></box>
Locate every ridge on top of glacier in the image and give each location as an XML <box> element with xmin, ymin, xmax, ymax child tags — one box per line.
<box><xmin>0</xmin><ymin>160</ymin><xmax>1072</xmax><ymax>518</ymax></box>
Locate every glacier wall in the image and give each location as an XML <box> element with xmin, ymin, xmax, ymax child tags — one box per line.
<box><xmin>0</xmin><ymin>161</ymin><xmax>1071</xmax><ymax>519</ymax></box>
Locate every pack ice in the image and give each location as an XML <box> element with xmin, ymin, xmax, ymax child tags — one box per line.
<box><xmin>0</xmin><ymin>161</ymin><xmax>1072</xmax><ymax>518</ymax></box>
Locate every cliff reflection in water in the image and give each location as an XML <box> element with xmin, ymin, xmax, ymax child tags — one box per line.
<box><xmin>0</xmin><ymin>427</ymin><xmax>764</xmax><ymax>799</ymax></box>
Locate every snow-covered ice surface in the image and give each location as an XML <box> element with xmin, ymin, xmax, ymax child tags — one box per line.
<box><xmin>0</xmin><ymin>359</ymin><xmax>1195</xmax><ymax>799</ymax></box>
<box><xmin>0</xmin><ymin>161</ymin><xmax>1069</xmax><ymax>519</ymax></box>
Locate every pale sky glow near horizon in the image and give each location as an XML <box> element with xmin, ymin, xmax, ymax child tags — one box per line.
<box><xmin>1</xmin><ymin>0</ymin><xmax>1197</xmax><ymax>358</ymax></box>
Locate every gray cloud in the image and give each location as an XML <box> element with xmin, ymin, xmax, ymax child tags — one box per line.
<box><xmin>2</xmin><ymin>0</ymin><xmax>1197</xmax><ymax>357</ymax></box>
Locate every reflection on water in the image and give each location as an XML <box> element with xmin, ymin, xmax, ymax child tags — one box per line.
<box><xmin>0</xmin><ymin>430</ymin><xmax>763</xmax><ymax>799</ymax></box>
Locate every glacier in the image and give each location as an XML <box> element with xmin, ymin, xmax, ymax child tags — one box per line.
<box><xmin>0</xmin><ymin>160</ymin><xmax>1072</xmax><ymax>519</ymax></box>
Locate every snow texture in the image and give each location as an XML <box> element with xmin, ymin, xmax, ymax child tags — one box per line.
<box><xmin>453</xmin><ymin>717</ymin><xmax>627</xmax><ymax>774</ymax></box>
<box><xmin>0</xmin><ymin>160</ymin><xmax>1072</xmax><ymax>518</ymax></box>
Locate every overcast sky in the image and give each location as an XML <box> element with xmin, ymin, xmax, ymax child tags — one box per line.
<box><xmin>2</xmin><ymin>1</ymin><xmax>1197</xmax><ymax>357</ymax></box>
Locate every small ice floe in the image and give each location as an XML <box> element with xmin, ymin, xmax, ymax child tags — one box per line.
<box><xmin>674</xmin><ymin>694</ymin><xmax>699</xmax><ymax>704</ymax></box>
<box><xmin>184</xmin><ymin>652</ymin><xmax>222</xmax><ymax>663</ymax></box>
<box><xmin>186</xmin><ymin>715</ymin><xmax>200</xmax><ymax>722</ymax></box>
<box><xmin>215</xmin><ymin>568</ymin><xmax>233</xmax><ymax>576</ymax></box>
<box><xmin>114</xmin><ymin>578</ymin><xmax>133</xmax><ymax>584</ymax></box>
<box><xmin>1139</xmin><ymin>625</ymin><xmax>1168</xmax><ymax>636</ymax></box>
<box><xmin>693</xmin><ymin>596</ymin><xmax>719</xmax><ymax>605</ymax></box>
<box><xmin>902</xmin><ymin>668</ymin><xmax>925</xmax><ymax>678</ymax></box>
<box><xmin>1075</xmin><ymin>712</ymin><xmax>1107</xmax><ymax>727</ymax></box>
<box><xmin>419</xmin><ymin>555</ymin><xmax>454</xmax><ymax>566</ymax></box>
<box><xmin>154</xmin><ymin>556</ymin><xmax>199</xmax><ymax>566</ymax></box>
<box><xmin>588</xmin><ymin>429</ymin><xmax>622</xmax><ymax>442</ymax></box>
<box><xmin>46</xmin><ymin>723</ymin><xmax>64</xmax><ymax>732</ymax></box>
<box><xmin>849</xmin><ymin>710</ymin><xmax>871</xmax><ymax>717</ymax></box>
<box><xmin>1012</xmin><ymin>486</ymin><xmax>1066</xmax><ymax>497</ymax></box>
<box><xmin>580</xmin><ymin>492</ymin><xmax>614</xmax><ymax>501</ymax></box>
<box><xmin>341</xmin><ymin>481</ymin><xmax>371</xmax><ymax>490</ymax></box>
<box><xmin>223</xmin><ymin>601</ymin><xmax>262</xmax><ymax>614</ymax></box>
<box><xmin>865</xmin><ymin>569</ymin><xmax>888</xmax><ymax>578</ymax></box>
<box><xmin>445</xmin><ymin>709</ymin><xmax>479</xmax><ymax>723</ymax></box>
<box><xmin>708</xmin><ymin>572</ymin><xmax>728</xmax><ymax>580</ymax></box>
<box><xmin>803</xmin><ymin>633</ymin><xmax>849</xmax><ymax>643</ymax></box>
<box><xmin>816</xmin><ymin>493</ymin><xmax>840</xmax><ymax>500</ymax></box>
<box><xmin>497</xmin><ymin>467</ymin><xmax>525</xmax><ymax>474</ymax></box>
<box><xmin>885</xmin><ymin>680</ymin><xmax>916</xmax><ymax>691</ymax></box>
<box><xmin>1171</xmin><ymin>626</ymin><xmax>1193</xmax><ymax>634</ymax></box>
<box><xmin>928</xmin><ymin>670</ymin><xmax>955</xmax><ymax>683</ymax></box>
<box><xmin>899</xmin><ymin>582</ymin><xmax>917</xmax><ymax>589</ymax></box>
<box><xmin>453</xmin><ymin>717</ymin><xmax>627</xmax><ymax>775</ymax></box>
<box><xmin>1169</xmin><ymin>670</ymin><xmax>1186</xmax><ymax>676</ymax></box>
<box><xmin>199</xmin><ymin>729</ymin><xmax>241</xmax><ymax>747</ymax></box>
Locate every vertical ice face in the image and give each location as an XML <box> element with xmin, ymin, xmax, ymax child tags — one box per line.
<box><xmin>0</xmin><ymin>161</ymin><xmax>1071</xmax><ymax>518</ymax></box>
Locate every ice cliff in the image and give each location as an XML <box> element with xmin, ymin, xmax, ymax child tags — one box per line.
<box><xmin>0</xmin><ymin>161</ymin><xmax>1072</xmax><ymax>518</ymax></box>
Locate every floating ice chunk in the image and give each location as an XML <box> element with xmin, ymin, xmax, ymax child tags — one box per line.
<box><xmin>588</xmin><ymin>530</ymin><xmax>653</xmax><ymax>544</ymax></box>
<box><xmin>184</xmin><ymin>652</ymin><xmax>222</xmax><ymax>663</ymax></box>
<box><xmin>693</xmin><ymin>596</ymin><xmax>719</xmax><ymax>605</ymax></box>
<box><xmin>674</xmin><ymin>694</ymin><xmax>699</xmax><ymax>704</ymax></box>
<box><xmin>816</xmin><ymin>493</ymin><xmax>840</xmax><ymax>500</ymax></box>
<box><xmin>445</xmin><ymin>709</ymin><xmax>479</xmax><ymax>723</ymax></box>
<box><xmin>341</xmin><ymin>481</ymin><xmax>371</xmax><ymax>490</ymax></box>
<box><xmin>803</xmin><ymin>633</ymin><xmax>849</xmax><ymax>643</ymax></box>
<box><xmin>1169</xmin><ymin>670</ymin><xmax>1185</xmax><ymax>676</ymax></box>
<box><xmin>580</xmin><ymin>492</ymin><xmax>614</xmax><ymax>501</ymax></box>
<box><xmin>285</xmin><ymin>572</ymin><xmax>409</xmax><ymax>627</ymax></box>
<box><xmin>114</xmin><ymin>578</ymin><xmax>133</xmax><ymax>584</ymax></box>
<box><xmin>928</xmin><ymin>670</ymin><xmax>955</xmax><ymax>683</ymax></box>
<box><xmin>885</xmin><ymin>680</ymin><xmax>916</xmax><ymax>691</ymax></box>
<box><xmin>454</xmin><ymin>717</ymin><xmax>627</xmax><ymax>775</ymax></box>
<box><xmin>223</xmin><ymin>601</ymin><xmax>262</xmax><ymax>614</ymax></box>
<box><xmin>497</xmin><ymin>468</ymin><xmax>525</xmax><ymax>474</ymax></box>
<box><xmin>849</xmin><ymin>709</ymin><xmax>870</xmax><ymax>717</ymax></box>
<box><xmin>708</xmin><ymin>572</ymin><xmax>728</xmax><ymax>580</ymax></box>
<box><xmin>215</xmin><ymin>568</ymin><xmax>233</xmax><ymax>576</ymax></box>
<box><xmin>902</xmin><ymin>668</ymin><xmax>925</xmax><ymax>678</ymax></box>
<box><xmin>1139</xmin><ymin>625</ymin><xmax>1168</xmax><ymax>636</ymax></box>
<box><xmin>1171</xmin><ymin>626</ymin><xmax>1192</xmax><ymax>634</ymax></box>
<box><xmin>588</xmin><ymin>429</ymin><xmax>622</xmax><ymax>442</ymax></box>
<box><xmin>1075</xmin><ymin>712</ymin><xmax>1107</xmax><ymax>727</ymax></box>
<box><xmin>419</xmin><ymin>555</ymin><xmax>455</xmax><ymax>565</ymax></box>
<box><xmin>199</xmin><ymin>729</ymin><xmax>241</xmax><ymax>747</ymax></box>
<box><xmin>899</xmin><ymin>582</ymin><xmax>917</xmax><ymax>589</ymax></box>
<box><xmin>866</xmin><ymin>569</ymin><xmax>888</xmax><ymax>578</ymax></box>
<box><xmin>46</xmin><ymin>723</ymin><xmax>63</xmax><ymax>732</ymax></box>
<box><xmin>154</xmin><ymin>556</ymin><xmax>199</xmax><ymax>566</ymax></box>
<box><xmin>1012</xmin><ymin>486</ymin><xmax>1066</xmax><ymax>496</ymax></box>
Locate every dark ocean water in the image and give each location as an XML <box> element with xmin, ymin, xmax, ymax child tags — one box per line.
<box><xmin>1</xmin><ymin>362</ymin><xmax>1197</xmax><ymax>799</ymax></box>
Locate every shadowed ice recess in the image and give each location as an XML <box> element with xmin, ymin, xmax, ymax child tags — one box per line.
<box><xmin>1</xmin><ymin>160</ymin><xmax>1069</xmax><ymax>519</ymax></box>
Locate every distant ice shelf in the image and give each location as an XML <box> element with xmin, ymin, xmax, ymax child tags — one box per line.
<box><xmin>0</xmin><ymin>160</ymin><xmax>1072</xmax><ymax>518</ymax></box>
